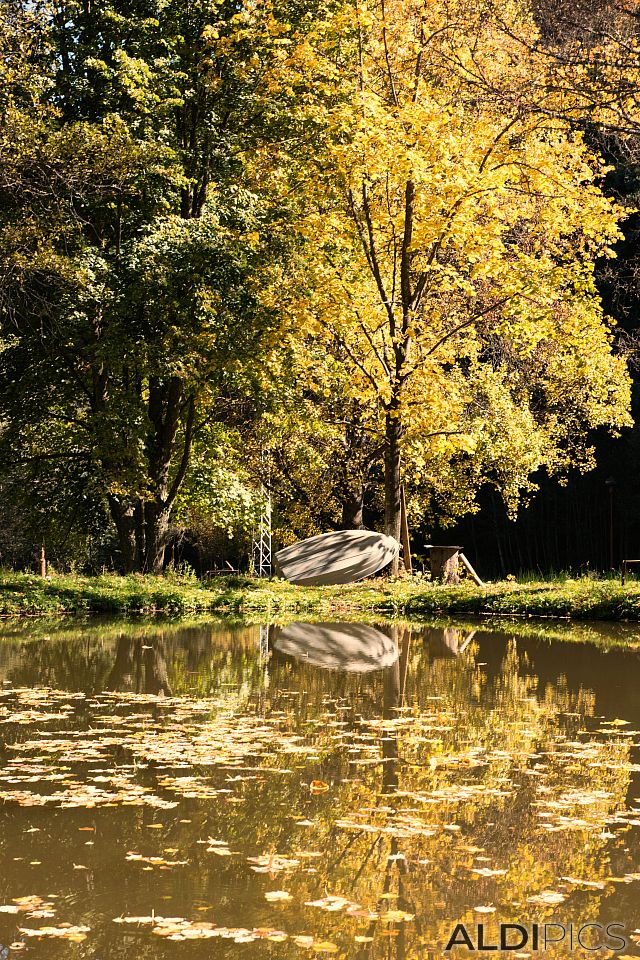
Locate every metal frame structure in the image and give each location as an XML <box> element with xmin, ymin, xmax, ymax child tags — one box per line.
<box><xmin>251</xmin><ymin>483</ymin><xmax>272</xmax><ymax>578</ymax></box>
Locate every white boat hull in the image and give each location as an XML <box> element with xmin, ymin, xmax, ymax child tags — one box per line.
<box><xmin>275</xmin><ymin>529</ymin><xmax>399</xmax><ymax>586</ymax></box>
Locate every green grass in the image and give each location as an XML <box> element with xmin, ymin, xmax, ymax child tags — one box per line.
<box><xmin>3</xmin><ymin>569</ymin><xmax>640</xmax><ymax>621</ymax></box>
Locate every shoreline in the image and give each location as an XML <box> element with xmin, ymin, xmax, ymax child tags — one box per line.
<box><xmin>2</xmin><ymin>571</ymin><xmax>640</xmax><ymax>624</ymax></box>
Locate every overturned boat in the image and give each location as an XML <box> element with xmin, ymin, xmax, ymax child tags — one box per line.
<box><xmin>275</xmin><ymin>529</ymin><xmax>399</xmax><ymax>586</ymax></box>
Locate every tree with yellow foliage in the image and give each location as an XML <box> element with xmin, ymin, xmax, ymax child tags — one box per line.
<box><xmin>256</xmin><ymin>0</ymin><xmax>632</xmax><ymax>565</ymax></box>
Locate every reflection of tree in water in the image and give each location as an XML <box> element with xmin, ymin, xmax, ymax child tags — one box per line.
<box><xmin>1</xmin><ymin>620</ymin><xmax>638</xmax><ymax>959</ymax></box>
<box><xmin>106</xmin><ymin>636</ymin><xmax>173</xmax><ymax>696</ymax></box>
<box><xmin>7</xmin><ymin>637</ymin><xmax>117</xmax><ymax>692</ymax></box>
<box><xmin>6</xmin><ymin>621</ymin><xmax>269</xmax><ymax>696</ymax></box>
<box><xmin>213</xmin><ymin>626</ymin><xmax>634</xmax><ymax>959</ymax></box>
<box><xmin>352</xmin><ymin>626</ymin><xmax>412</xmax><ymax>960</ymax></box>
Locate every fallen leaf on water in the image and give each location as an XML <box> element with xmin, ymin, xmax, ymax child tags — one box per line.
<box><xmin>293</xmin><ymin>935</ymin><xmax>315</xmax><ymax>948</ymax></box>
<box><xmin>247</xmin><ymin>854</ymin><xmax>300</xmax><ymax>874</ymax></box>
<box><xmin>0</xmin><ymin>897</ymin><xmax>54</xmax><ymax>915</ymax></box>
<box><xmin>471</xmin><ymin>867</ymin><xmax>507</xmax><ymax>878</ymax></box>
<box><xmin>305</xmin><ymin>895</ymin><xmax>359</xmax><ymax>913</ymax></box>
<box><xmin>146</xmin><ymin>917</ymin><xmax>288</xmax><ymax>943</ymax></box>
<box><xmin>19</xmin><ymin>924</ymin><xmax>90</xmax><ymax>942</ymax></box>
<box><xmin>527</xmin><ymin>891</ymin><xmax>565</xmax><ymax>906</ymax></box>
<box><xmin>113</xmin><ymin>916</ymin><xmax>160</xmax><ymax>925</ymax></box>
<box><xmin>264</xmin><ymin>891</ymin><xmax>292</xmax><ymax>902</ymax></box>
<box><xmin>378</xmin><ymin>909</ymin><xmax>415</xmax><ymax>922</ymax></box>
<box><xmin>126</xmin><ymin>852</ymin><xmax>188</xmax><ymax>868</ymax></box>
<box><xmin>560</xmin><ymin>876</ymin><xmax>606</xmax><ymax>890</ymax></box>
<box><xmin>310</xmin><ymin>780</ymin><xmax>329</xmax><ymax>795</ymax></box>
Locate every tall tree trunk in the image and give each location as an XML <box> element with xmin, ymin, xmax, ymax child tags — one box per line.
<box><xmin>134</xmin><ymin>501</ymin><xmax>146</xmax><ymax>569</ymax></box>
<box><xmin>384</xmin><ymin>409</ymin><xmax>402</xmax><ymax>574</ymax></box>
<box><xmin>142</xmin><ymin>502</ymin><xmax>170</xmax><ymax>574</ymax></box>
<box><xmin>108</xmin><ymin>496</ymin><xmax>138</xmax><ymax>573</ymax></box>
<box><xmin>341</xmin><ymin>487</ymin><xmax>365</xmax><ymax>529</ymax></box>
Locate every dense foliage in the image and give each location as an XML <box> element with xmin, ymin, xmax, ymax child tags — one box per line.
<box><xmin>0</xmin><ymin>0</ymin><xmax>637</xmax><ymax>573</ymax></box>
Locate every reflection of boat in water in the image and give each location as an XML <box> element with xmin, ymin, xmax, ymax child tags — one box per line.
<box><xmin>275</xmin><ymin>530</ymin><xmax>399</xmax><ymax>586</ymax></box>
<box><xmin>271</xmin><ymin>622</ymin><xmax>399</xmax><ymax>673</ymax></box>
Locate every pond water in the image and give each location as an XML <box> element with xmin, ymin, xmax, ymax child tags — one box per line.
<box><xmin>0</xmin><ymin>617</ymin><xmax>640</xmax><ymax>958</ymax></box>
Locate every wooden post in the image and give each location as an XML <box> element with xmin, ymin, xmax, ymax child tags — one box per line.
<box><xmin>459</xmin><ymin>552</ymin><xmax>484</xmax><ymax>587</ymax></box>
<box><xmin>39</xmin><ymin>543</ymin><xmax>46</xmax><ymax>578</ymax></box>
<box><xmin>428</xmin><ymin>545</ymin><xmax>461</xmax><ymax>584</ymax></box>
<box><xmin>400</xmin><ymin>485</ymin><xmax>412</xmax><ymax>574</ymax></box>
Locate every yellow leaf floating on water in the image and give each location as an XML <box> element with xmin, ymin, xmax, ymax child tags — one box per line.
<box><xmin>113</xmin><ymin>916</ymin><xmax>159</xmax><ymax>925</ymax></box>
<box><xmin>292</xmin><ymin>935</ymin><xmax>339</xmax><ymax>953</ymax></box>
<box><xmin>134</xmin><ymin>917</ymin><xmax>289</xmax><ymax>942</ymax></box>
<box><xmin>294</xmin><ymin>935</ymin><xmax>315</xmax><ymax>948</ymax></box>
<box><xmin>560</xmin><ymin>876</ymin><xmax>606</xmax><ymax>890</ymax></box>
<box><xmin>0</xmin><ymin>897</ymin><xmax>55</xmax><ymax>916</ymax></box>
<box><xmin>309</xmin><ymin>780</ymin><xmax>329</xmax><ymax>794</ymax></box>
<box><xmin>378</xmin><ymin>909</ymin><xmax>415</xmax><ymax>922</ymax></box>
<box><xmin>264</xmin><ymin>891</ymin><xmax>292</xmax><ymax>902</ymax></box>
<box><xmin>126</xmin><ymin>852</ymin><xmax>188</xmax><ymax>868</ymax></box>
<box><xmin>471</xmin><ymin>867</ymin><xmax>507</xmax><ymax>877</ymax></box>
<box><xmin>527</xmin><ymin>890</ymin><xmax>565</xmax><ymax>906</ymax></box>
<box><xmin>305</xmin><ymin>895</ymin><xmax>358</xmax><ymax>913</ymax></box>
<box><xmin>247</xmin><ymin>854</ymin><xmax>300</xmax><ymax>874</ymax></box>
<box><xmin>19</xmin><ymin>924</ymin><xmax>90</xmax><ymax>942</ymax></box>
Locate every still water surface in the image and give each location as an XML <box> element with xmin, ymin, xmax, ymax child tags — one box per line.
<box><xmin>0</xmin><ymin>617</ymin><xmax>639</xmax><ymax>958</ymax></box>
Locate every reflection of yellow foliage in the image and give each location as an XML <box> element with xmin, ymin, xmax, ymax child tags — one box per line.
<box><xmin>0</xmin><ymin>622</ymin><xmax>637</xmax><ymax>958</ymax></box>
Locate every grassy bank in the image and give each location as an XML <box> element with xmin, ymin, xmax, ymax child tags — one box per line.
<box><xmin>3</xmin><ymin>570</ymin><xmax>640</xmax><ymax>621</ymax></box>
